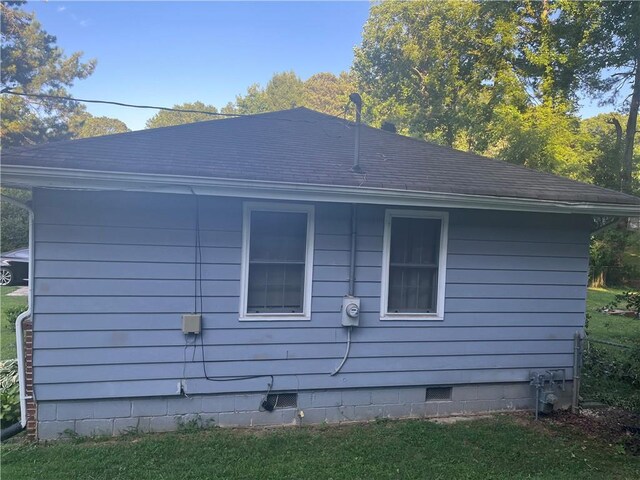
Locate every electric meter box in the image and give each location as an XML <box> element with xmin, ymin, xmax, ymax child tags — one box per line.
<box><xmin>182</xmin><ymin>314</ymin><xmax>202</xmax><ymax>334</ymax></box>
<box><xmin>341</xmin><ymin>296</ymin><xmax>360</xmax><ymax>327</ymax></box>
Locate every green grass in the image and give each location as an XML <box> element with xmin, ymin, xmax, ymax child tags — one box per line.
<box><xmin>2</xmin><ymin>416</ymin><xmax>639</xmax><ymax>480</ymax></box>
<box><xmin>586</xmin><ymin>287</ymin><xmax>639</xmax><ymax>345</ymax></box>
<box><xmin>1</xmin><ymin>285</ymin><xmax>27</xmax><ymax>360</ymax></box>
<box><xmin>583</xmin><ymin>287</ymin><xmax>639</xmax><ymax>410</ymax></box>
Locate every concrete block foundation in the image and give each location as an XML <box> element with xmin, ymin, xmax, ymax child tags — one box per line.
<box><xmin>35</xmin><ymin>382</ymin><xmax>573</xmax><ymax>440</ymax></box>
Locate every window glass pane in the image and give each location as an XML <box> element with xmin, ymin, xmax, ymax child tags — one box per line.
<box><xmin>247</xmin><ymin>261</ymin><xmax>305</xmax><ymax>313</ymax></box>
<box><xmin>388</xmin><ymin>267</ymin><xmax>437</xmax><ymax>313</ymax></box>
<box><xmin>250</xmin><ymin>211</ymin><xmax>307</xmax><ymax>262</ymax></box>
<box><xmin>389</xmin><ymin>217</ymin><xmax>440</xmax><ymax>265</ymax></box>
<box><xmin>387</xmin><ymin>216</ymin><xmax>441</xmax><ymax>314</ymax></box>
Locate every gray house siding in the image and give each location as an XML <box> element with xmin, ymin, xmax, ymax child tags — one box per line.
<box><xmin>31</xmin><ymin>188</ymin><xmax>589</xmax><ymax>403</ymax></box>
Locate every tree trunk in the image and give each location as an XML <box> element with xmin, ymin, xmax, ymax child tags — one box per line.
<box><xmin>622</xmin><ymin>61</ymin><xmax>640</xmax><ymax>194</ymax></box>
<box><xmin>607</xmin><ymin>116</ymin><xmax>624</xmax><ymax>190</ymax></box>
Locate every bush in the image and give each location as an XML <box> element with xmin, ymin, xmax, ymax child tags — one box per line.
<box><xmin>0</xmin><ymin>359</ymin><xmax>20</xmax><ymax>428</ymax></box>
<box><xmin>3</xmin><ymin>304</ymin><xmax>27</xmax><ymax>332</ymax></box>
<box><xmin>584</xmin><ymin>343</ymin><xmax>640</xmax><ymax>387</ymax></box>
<box><xmin>604</xmin><ymin>290</ymin><xmax>640</xmax><ymax>317</ymax></box>
<box><xmin>617</xmin><ymin>291</ymin><xmax>640</xmax><ymax>317</ymax></box>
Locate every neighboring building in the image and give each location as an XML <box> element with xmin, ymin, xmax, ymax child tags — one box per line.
<box><xmin>2</xmin><ymin>108</ymin><xmax>638</xmax><ymax>440</ymax></box>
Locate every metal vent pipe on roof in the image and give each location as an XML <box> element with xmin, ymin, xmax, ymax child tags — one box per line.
<box><xmin>349</xmin><ymin>93</ymin><xmax>363</xmax><ymax>173</ymax></box>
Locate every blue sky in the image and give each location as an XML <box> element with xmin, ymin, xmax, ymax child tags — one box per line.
<box><xmin>30</xmin><ymin>1</ymin><xmax>608</xmax><ymax>130</ymax></box>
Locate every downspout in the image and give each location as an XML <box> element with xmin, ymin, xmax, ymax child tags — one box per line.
<box><xmin>0</xmin><ymin>194</ymin><xmax>34</xmax><ymax>440</ymax></box>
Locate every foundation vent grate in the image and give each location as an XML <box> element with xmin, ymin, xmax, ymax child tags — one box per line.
<box><xmin>425</xmin><ymin>387</ymin><xmax>452</xmax><ymax>402</ymax></box>
<box><xmin>265</xmin><ymin>392</ymin><xmax>298</xmax><ymax>409</ymax></box>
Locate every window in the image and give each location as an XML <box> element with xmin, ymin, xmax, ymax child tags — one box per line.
<box><xmin>380</xmin><ymin>210</ymin><xmax>448</xmax><ymax>320</ymax></box>
<box><xmin>240</xmin><ymin>203</ymin><xmax>314</xmax><ymax>320</ymax></box>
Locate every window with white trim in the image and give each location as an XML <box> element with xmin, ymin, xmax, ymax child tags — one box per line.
<box><xmin>380</xmin><ymin>210</ymin><xmax>448</xmax><ymax>320</ymax></box>
<box><xmin>240</xmin><ymin>203</ymin><xmax>314</xmax><ymax>320</ymax></box>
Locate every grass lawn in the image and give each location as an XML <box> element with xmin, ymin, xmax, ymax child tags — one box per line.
<box><xmin>586</xmin><ymin>287</ymin><xmax>639</xmax><ymax>346</ymax></box>
<box><xmin>0</xmin><ymin>285</ymin><xmax>27</xmax><ymax>360</ymax></box>
<box><xmin>583</xmin><ymin>287</ymin><xmax>639</xmax><ymax>411</ymax></box>
<box><xmin>2</xmin><ymin>416</ymin><xmax>640</xmax><ymax>480</ymax></box>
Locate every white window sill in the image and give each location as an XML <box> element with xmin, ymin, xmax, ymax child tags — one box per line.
<box><xmin>239</xmin><ymin>314</ymin><xmax>311</xmax><ymax>322</ymax></box>
<box><xmin>380</xmin><ymin>314</ymin><xmax>444</xmax><ymax>322</ymax></box>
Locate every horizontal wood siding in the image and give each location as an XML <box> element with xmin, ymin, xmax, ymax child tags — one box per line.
<box><xmin>32</xmin><ymin>189</ymin><xmax>590</xmax><ymax>400</ymax></box>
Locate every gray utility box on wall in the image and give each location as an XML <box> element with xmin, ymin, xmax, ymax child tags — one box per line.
<box><xmin>182</xmin><ymin>314</ymin><xmax>202</xmax><ymax>334</ymax></box>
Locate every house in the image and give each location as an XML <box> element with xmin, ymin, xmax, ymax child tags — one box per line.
<box><xmin>2</xmin><ymin>107</ymin><xmax>639</xmax><ymax>440</ymax></box>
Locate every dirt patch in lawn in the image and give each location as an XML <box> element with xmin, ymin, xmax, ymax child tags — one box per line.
<box><xmin>515</xmin><ymin>408</ymin><xmax>640</xmax><ymax>455</ymax></box>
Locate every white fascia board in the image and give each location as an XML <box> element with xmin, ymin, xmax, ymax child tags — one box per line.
<box><xmin>1</xmin><ymin>165</ymin><xmax>639</xmax><ymax>216</ymax></box>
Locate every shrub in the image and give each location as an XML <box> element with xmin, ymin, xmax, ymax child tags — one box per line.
<box><xmin>616</xmin><ymin>291</ymin><xmax>640</xmax><ymax>317</ymax></box>
<box><xmin>584</xmin><ymin>343</ymin><xmax>640</xmax><ymax>387</ymax></box>
<box><xmin>3</xmin><ymin>304</ymin><xmax>27</xmax><ymax>332</ymax></box>
<box><xmin>0</xmin><ymin>359</ymin><xmax>20</xmax><ymax>428</ymax></box>
<box><xmin>604</xmin><ymin>290</ymin><xmax>640</xmax><ymax>317</ymax></box>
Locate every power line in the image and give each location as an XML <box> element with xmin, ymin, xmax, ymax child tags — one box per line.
<box><xmin>0</xmin><ymin>87</ymin><xmax>243</xmax><ymax>118</ymax></box>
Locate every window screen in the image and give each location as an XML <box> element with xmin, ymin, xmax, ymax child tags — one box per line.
<box><xmin>246</xmin><ymin>211</ymin><xmax>308</xmax><ymax>314</ymax></box>
<box><xmin>387</xmin><ymin>217</ymin><xmax>441</xmax><ymax>313</ymax></box>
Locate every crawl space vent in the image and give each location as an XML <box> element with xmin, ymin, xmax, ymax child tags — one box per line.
<box><xmin>425</xmin><ymin>387</ymin><xmax>452</xmax><ymax>402</ymax></box>
<box><xmin>264</xmin><ymin>393</ymin><xmax>298</xmax><ymax>410</ymax></box>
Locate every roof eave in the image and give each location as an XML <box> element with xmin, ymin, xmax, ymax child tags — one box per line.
<box><xmin>1</xmin><ymin>165</ymin><xmax>638</xmax><ymax>216</ymax></box>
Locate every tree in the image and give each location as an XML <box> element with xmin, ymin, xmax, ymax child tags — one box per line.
<box><xmin>352</xmin><ymin>0</ymin><xmax>637</xmax><ymax>184</ymax></box>
<box><xmin>69</xmin><ymin>112</ymin><xmax>130</xmax><ymax>138</ymax></box>
<box><xmin>303</xmin><ymin>72</ymin><xmax>356</xmax><ymax>117</ymax></box>
<box><xmin>1</xmin><ymin>1</ymin><xmax>96</xmax><ymax>148</ymax></box>
<box><xmin>1</xmin><ymin>1</ymin><xmax>97</xmax><ymax>251</ymax></box>
<box><xmin>228</xmin><ymin>70</ymin><xmax>356</xmax><ymax>118</ymax></box>
<box><xmin>0</xmin><ymin>188</ymin><xmax>29</xmax><ymax>252</ymax></box>
<box><xmin>501</xmin><ymin>0</ymin><xmax>599</xmax><ymax>109</ymax></box>
<box><xmin>580</xmin><ymin>114</ymin><xmax>627</xmax><ymax>191</ymax></box>
<box><xmin>354</xmin><ymin>0</ymin><xmax>527</xmax><ymax>150</ymax></box>
<box><xmin>145</xmin><ymin>101</ymin><xmax>220</xmax><ymax>129</ymax></box>
<box><xmin>486</xmin><ymin>104</ymin><xmax>588</xmax><ymax>180</ymax></box>
<box><xmin>234</xmin><ymin>71</ymin><xmax>305</xmax><ymax>114</ymax></box>
<box><xmin>566</xmin><ymin>1</ymin><xmax>640</xmax><ymax>194</ymax></box>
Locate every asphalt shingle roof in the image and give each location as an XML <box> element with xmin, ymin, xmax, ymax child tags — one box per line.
<box><xmin>2</xmin><ymin>107</ymin><xmax>639</xmax><ymax>206</ymax></box>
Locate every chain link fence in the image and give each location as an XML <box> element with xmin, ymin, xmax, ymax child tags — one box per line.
<box><xmin>580</xmin><ymin>336</ymin><xmax>640</xmax><ymax>412</ymax></box>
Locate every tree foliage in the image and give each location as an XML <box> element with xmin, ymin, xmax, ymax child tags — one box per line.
<box><xmin>353</xmin><ymin>0</ymin><xmax>639</xmax><ymax>190</ymax></box>
<box><xmin>230</xmin><ymin>71</ymin><xmax>305</xmax><ymax>114</ymax></box>
<box><xmin>0</xmin><ymin>2</ymin><xmax>128</xmax><ymax>251</ymax></box>
<box><xmin>354</xmin><ymin>0</ymin><xmax>519</xmax><ymax>149</ymax></box>
<box><xmin>303</xmin><ymin>72</ymin><xmax>356</xmax><ymax>117</ymax></box>
<box><xmin>568</xmin><ymin>0</ymin><xmax>640</xmax><ymax>194</ymax></box>
<box><xmin>69</xmin><ymin>113</ymin><xmax>130</xmax><ymax>138</ymax></box>
<box><xmin>226</xmin><ymin>71</ymin><xmax>356</xmax><ymax>118</ymax></box>
<box><xmin>580</xmin><ymin>113</ymin><xmax>636</xmax><ymax>192</ymax></box>
<box><xmin>0</xmin><ymin>188</ymin><xmax>29</xmax><ymax>252</ymax></box>
<box><xmin>486</xmin><ymin>104</ymin><xmax>588</xmax><ymax>180</ymax></box>
<box><xmin>0</xmin><ymin>1</ymin><xmax>96</xmax><ymax>148</ymax></box>
<box><xmin>145</xmin><ymin>101</ymin><xmax>220</xmax><ymax>129</ymax></box>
